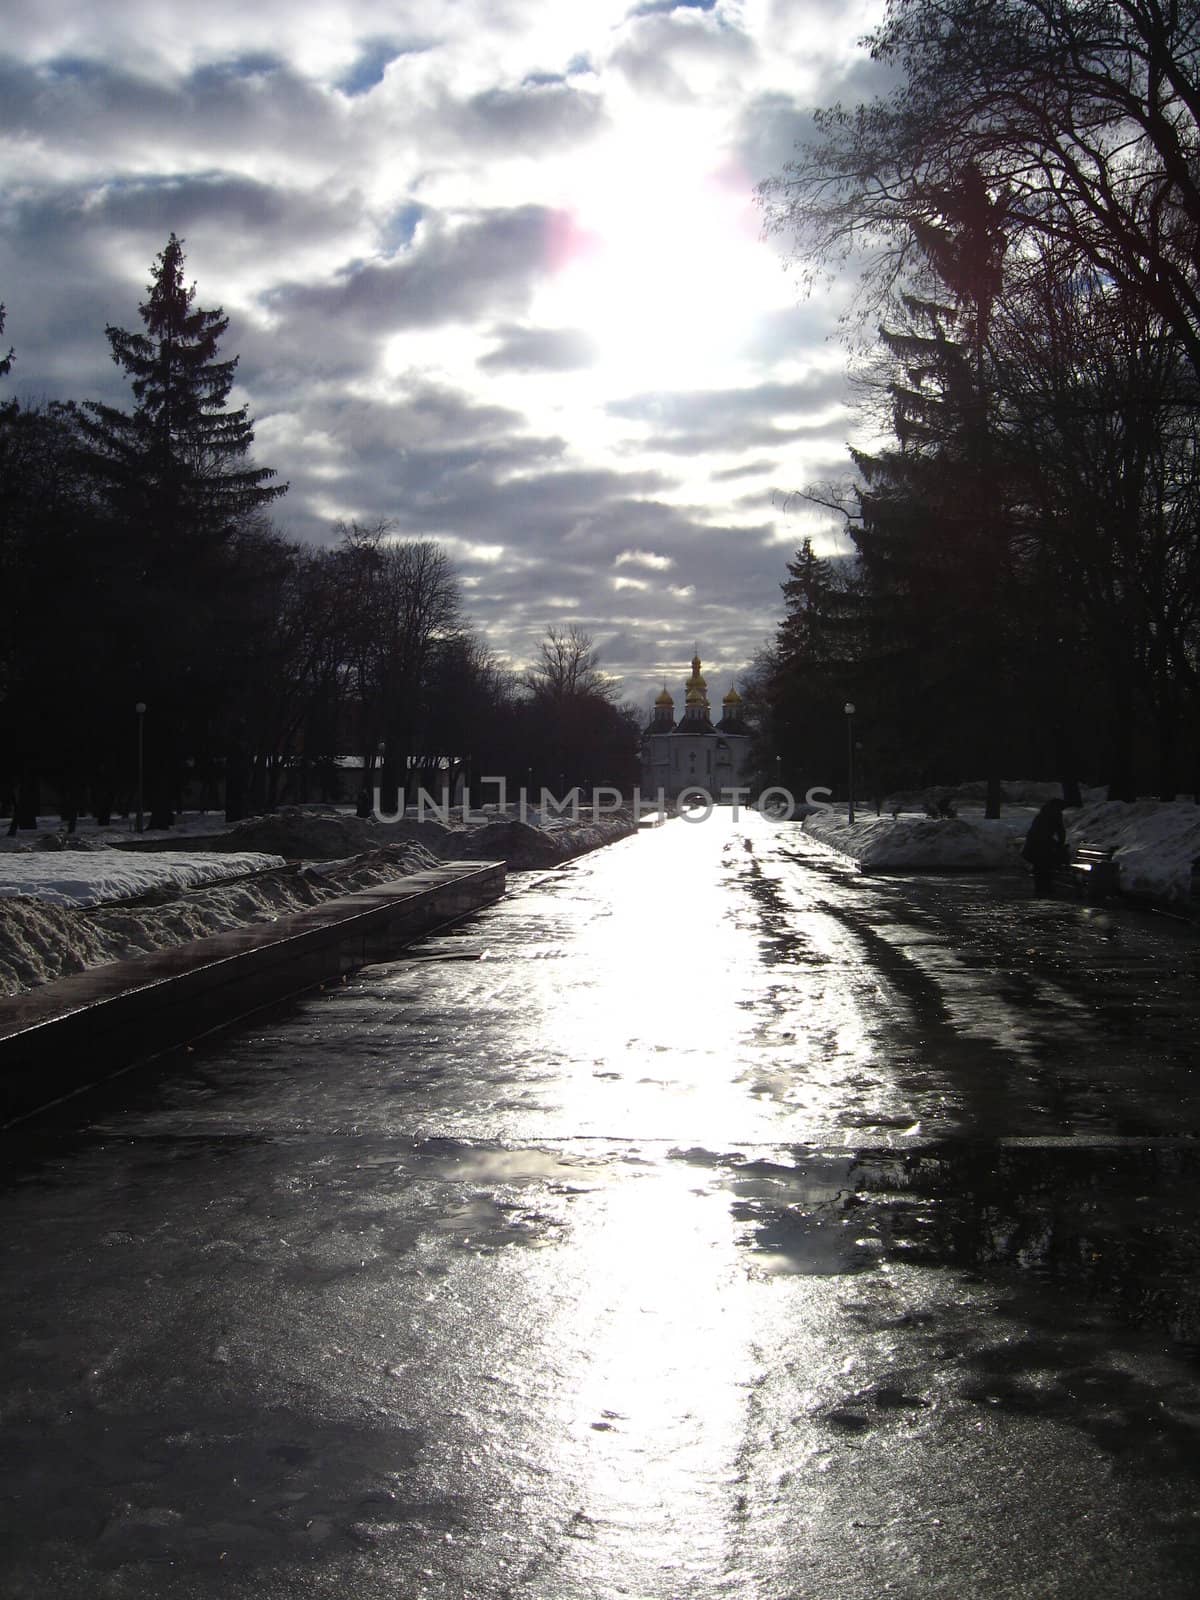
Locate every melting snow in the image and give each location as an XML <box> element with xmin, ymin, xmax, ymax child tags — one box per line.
<box><xmin>0</xmin><ymin>850</ymin><xmax>285</xmax><ymax>909</ymax></box>
<box><xmin>805</xmin><ymin>798</ymin><xmax>1200</xmax><ymax>905</ymax></box>
<box><xmin>0</xmin><ymin>807</ymin><xmax>635</xmax><ymax>997</ymax></box>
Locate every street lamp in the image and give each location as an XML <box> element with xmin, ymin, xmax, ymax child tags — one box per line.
<box><xmin>844</xmin><ymin>701</ymin><xmax>856</xmax><ymax>823</ymax></box>
<box><xmin>135</xmin><ymin>702</ymin><xmax>147</xmax><ymax>833</ymax></box>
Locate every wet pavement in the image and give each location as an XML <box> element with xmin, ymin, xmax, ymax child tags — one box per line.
<box><xmin>3</xmin><ymin>810</ymin><xmax>1200</xmax><ymax>1597</ymax></box>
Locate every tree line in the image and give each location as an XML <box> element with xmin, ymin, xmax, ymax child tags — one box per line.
<box><xmin>0</xmin><ymin>236</ymin><xmax>638</xmax><ymax>829</ymax></box>
<box><xmin>757</xmin><ymin>0</ymin><xmax>1200</xmax><ymax>808</ymax></box>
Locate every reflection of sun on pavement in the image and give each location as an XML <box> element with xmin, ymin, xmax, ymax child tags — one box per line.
<box><xmin>523</xmin><ymin>812</ymin><xmax>895</xmax><ymax>1144</ymax></box>
<box><xmin>547</xmin><ymin>816</ymin><xmax>778</xmax><ymax>1139</ymax></box>
<box><xmin>552</xmin><ymin>1158</ymin><xmax>755</xmax><ymax>1590</ymax></box>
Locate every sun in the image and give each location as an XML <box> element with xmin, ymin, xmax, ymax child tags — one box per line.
<box><xmin>536</xmin><ymin>124</ymin><xmax>782</xmax><ymax>391</ymax></box>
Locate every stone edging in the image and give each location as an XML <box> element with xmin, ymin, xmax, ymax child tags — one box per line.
<box><xmin>0</xmin><ymin>861</ymin><xmax>504</xmax><ymax>1125</ymax></box>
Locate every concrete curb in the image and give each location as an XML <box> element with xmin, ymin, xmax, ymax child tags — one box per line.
<box><xmin>0</xmin><ymin>861</ymin><xmax>504</xmax><ymax>1123</ymax></box>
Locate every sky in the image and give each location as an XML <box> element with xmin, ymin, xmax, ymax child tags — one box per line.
<box><xmin>0</xmin><ymin>0</ymin><xmax>885</xmax><ymax>712</ymax></box>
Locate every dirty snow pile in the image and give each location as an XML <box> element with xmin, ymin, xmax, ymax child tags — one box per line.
<box><xmin>208</xmin><ymin>803</ymin><xmax>637</xmax><ymax>870</ymax></box>
<box><xmin>1064</xmin><ymin>800</ymin><xmax>1200</xmax><ymax>905</ymax></box>
<box><xmin>0</xmin><ymin>802</ymin><xmax>637</xmax><ymax>997</ymax></box>
<box><xmin>0</xmin><ymin>849</ymin><xmax>285</xmax><ymax>909</ymax></box>
<box><xmin>0</xmin><ymin>839</ymin><xmax>443</xmax><ymax>997</ymax></box>
<box><xmin>211</xmin><ymin>808</ymin><xmax>454</xmax><ymax>859</ymax></box>
<box><xmin>447</xmin><ymin>810</ymin><xmax>636</xmax><ymax>867</ymax></box>
<box><xmin>803</xmin><ymin>811</ymin><xmax>1014</xmax><ymax>871</ymax></box>
<box><xmin>803</xmin><ymin>796</ymin><xmax>1200</xmax><ymax>905</ymax></box>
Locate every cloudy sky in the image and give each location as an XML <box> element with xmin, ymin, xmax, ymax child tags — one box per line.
<box><xmin>1</xmin><ymin>0</ymin><xmax>882</xmax><ymax>710</ymax></box>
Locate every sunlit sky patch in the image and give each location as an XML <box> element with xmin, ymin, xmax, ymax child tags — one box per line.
<box><xmin>0</xmin><ymin>0</ymin><xmax>885</xmax><ymax>707</ymax></box>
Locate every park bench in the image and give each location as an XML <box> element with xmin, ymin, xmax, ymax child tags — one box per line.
<box><xmin>1067</xmin><ymin>843</ymin><xmax>1119</xmax><ymax>900</ymax></box>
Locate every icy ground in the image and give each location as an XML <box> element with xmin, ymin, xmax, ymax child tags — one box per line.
<box><xmin>805</xmin><ymin>797</ymin><xmax>1200</xmax><ymax>906</ymax></box>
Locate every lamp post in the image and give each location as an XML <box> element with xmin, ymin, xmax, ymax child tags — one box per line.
<box><xmin>844</xmin><ymin>701</ymin><xmax>856</xmax><ymax>823</ymax></box>
<box><xmin>135</xmin><ymin>702</ymin><xmax>147</xmax><ymax>833</ymax></box>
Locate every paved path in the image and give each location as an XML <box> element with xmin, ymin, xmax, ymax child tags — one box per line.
<box><xmin>3</xmin><ymin>812</ymin><xmax>1200</xmax><ymax>1598</ymax></box>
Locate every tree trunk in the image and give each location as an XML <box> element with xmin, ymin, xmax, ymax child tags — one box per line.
<box><xmin>1156</xmin><ymin>698</ymin><xmax>1178</xmax><ymax>800</ymax></box>
<box><xmin>224</xmin><ymin>745</ymin><xmax>249</xmax><ymax>823</ymax></box>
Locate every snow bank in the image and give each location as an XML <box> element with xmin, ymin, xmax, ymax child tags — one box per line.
<box><xmin>0</xmin><ymin>843</ymin><xmax>443</xmax><ymax>996</ymax></box>
<box><xmin>0</xmin><ymin>805</ymin><xmax>636</xmax><ymax>997</ymax></box>
<box><xmin>211</xmin><ymin>809</ymin><xmax>453</xmax><ymax>859</ymax></box>
<box><xmin>882</xmin><ymin>780</ymin><xmax>1110</xmax><ymax>811</ymax></box>
<box><xmin>0</xmin><ymin>899</ymin><xmax>114</xmax><ymax>994</ymax></box>
<box><xmin>804</xmin><ymin>796</ymin><xmax>1200</xmax><ymax>904</ymax></box>
<box><xmin>803</xmin><ymin>811</ymin><xmax>1013</xmax><ymax>871</ymax></box>
<box><xmin>1066</xmin><ymin>800</ymin><xmax>1200</xmax><ymax>905</ymax></box>
<box><xmin>446</xmin><ymin>812</ymin><xmax>635</xmax><ymax>868</ymax></box>
<box><xmin>0</xmin><ymin>850</ymin><xmax>286</xmax><ymax>909</ymax></box>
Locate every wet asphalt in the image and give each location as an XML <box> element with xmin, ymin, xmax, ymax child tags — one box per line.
<box><xmin>3</xmin><ymin>810</ymin><xmax>1200</xmax><ymax>1598</ymax></box>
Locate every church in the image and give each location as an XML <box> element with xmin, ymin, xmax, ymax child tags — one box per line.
<box><xmin>640</xmin><ymin>654</ymin><xmax>753</xmax><ymax>801</ymax></box>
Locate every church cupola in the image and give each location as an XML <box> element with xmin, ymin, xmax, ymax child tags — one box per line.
<box><xmin>672</xmin><ymin>652</ymin><xmax>714</xmax><ymax>737</ymax></box>
<box><xmin>716</xmin><ymin>683</ymin><xmax>746</xmax><ymax>733</ymax></box>
<box><xmin>648</xmin><ymin>684</ymin><xmax>676</xmax><ymax>731</ymax></box>
<box><xmin>641</xmin><ymin>644</ymin><xmax>751</xmax><ymax>798</ymax></box>
<box><xmin>681</xmin><ymin>653</ymin><xmax>711</xmax><ymax>723</ymax></box>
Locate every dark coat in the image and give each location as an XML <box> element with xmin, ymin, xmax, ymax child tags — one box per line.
<box><xmin>1022</xmin><ymin>799</ymin><xmax>1068</xmax><ymax>866</ymax></box>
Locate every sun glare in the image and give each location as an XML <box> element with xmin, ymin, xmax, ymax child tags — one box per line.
<box><xmin>537</xmin><ymin>126</ymin><xmax>782</xmax><ymax>391</ymax></box>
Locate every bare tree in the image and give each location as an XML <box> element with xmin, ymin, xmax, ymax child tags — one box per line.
<box><xmin>761</xmin><ymin>0</ymin><xmax>1200</xmax><ymax>374</ymax></box>
<box><xmin>522</xmin><ymin>624</ymin><xmax>616</xmax><ymax>704</ymax></box>
<box><xmin>336</xmin><ymin>522</ymin><xmax>463</xmax><ymax>807</ymax></box>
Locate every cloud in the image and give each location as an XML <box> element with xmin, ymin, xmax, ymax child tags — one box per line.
<box><xmin>735</xmin><ymin>91</ymin><xmax>817</xmax><ymax>188</ymax></box>
<box><xmin>609</xmin><ymin>9</ymin><xmax>757</xmax><ymax>101</ymax></box>
<box><xmin>437</xmin><ymin>81</ymin><xmax>608</xmax><ymax>152</ymax></box>
<box><xmin>607</xmin><ymin>374</ymin><xmax>851</xmax><ymax>454</ymax></box>
<box><xmin>0</xmin><ymin>0</ymin><xmax>880</xmax><ymax>699</ymax></box>
<box><xmin>478</xmin><ymin>324</ymin><xmax>598</xmax><ymax>373</ymax></box>
<box><xmin>265</xmin><ymin>205</ymin><xmax>561</xmax><ymax>333</ymax></box>
<box><xmin>614</xmin><ymin>549</ymin><xmax>674</xmax><ymax>571</ymax></box>
<box><xmin>337</xmin><ymin>36</ymin><xmax>434</xmax><ymax>97</ymax></box>
<box><xmin>711</xmin><ymin>458</ymin><xmax>776</xmax><ymax>481</ymax></box>
<box><xmin>734</xmin><ymin>50</ymin><xmax>901</xmax><ymax>190</ymax></box>
<box><xmin>630</xmin><ymin>0</ymin><xmax>718</xmax><ymax>15</ymax></box>
<box><xmin>0</xmin><ymin>52</ymin><xmax>344</xmax><ymax>171</ymax></box>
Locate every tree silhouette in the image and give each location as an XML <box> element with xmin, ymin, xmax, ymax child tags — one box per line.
<box><xmin>79</xmin><ymin>234</ymin><xmax>285</xmax><ymax>547</ymax></box>
<box><xmin>762</xmin><ymin>0</ymin><xmax>1200</xmax><ymax>372</ymax></box>
<box><xmin>75</xmin><ymin>236</ymin><xmax>288</xmax><ymax>825</ymax></box>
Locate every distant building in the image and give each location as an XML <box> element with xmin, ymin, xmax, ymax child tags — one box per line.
<box><xmin>640</xmin><ymin>653</ymin><xmax>752</xmax><ymax>801</ymax></box>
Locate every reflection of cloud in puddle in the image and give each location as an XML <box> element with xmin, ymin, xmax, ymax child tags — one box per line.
<box><xmin>711</xmin><ymin>1151</ymin><xmax>889</xmax><ymax>1276</ymax></box>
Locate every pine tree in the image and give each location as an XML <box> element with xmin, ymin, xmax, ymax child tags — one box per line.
<box><xmin>75</xmin><ymin>236</ymin><xmax>287</xmax><ymax>826</ymax></box>
<box><xmin>827</xmin><ymin>172</ymin><xmax>1020</xmax><ymax>802</ymax></box>
<box><xmin>79</xmin><ymin>234</ymin><xmax>285</xmax><ymax>545</ymax></box>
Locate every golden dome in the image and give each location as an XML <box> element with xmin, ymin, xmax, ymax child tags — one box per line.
<box><xmin>655</xmin><ymin>686</ymin><xmax>674</xmax><ymax>707</ymax></box>
<box><xmin>723</xmin><ymin>686</ymin><xmax>742</xmax><ymax>705</ymax></box>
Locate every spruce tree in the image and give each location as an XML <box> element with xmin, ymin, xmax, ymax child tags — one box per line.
<box><xmin>79</xmin><ymin>233</ymin><xmax>285</xmax><ymax>545</ymax></box>
<box><xmin>77</xmin><ymin>236</ymin><xmax>287</xmax><ymax>826</ymax></box>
